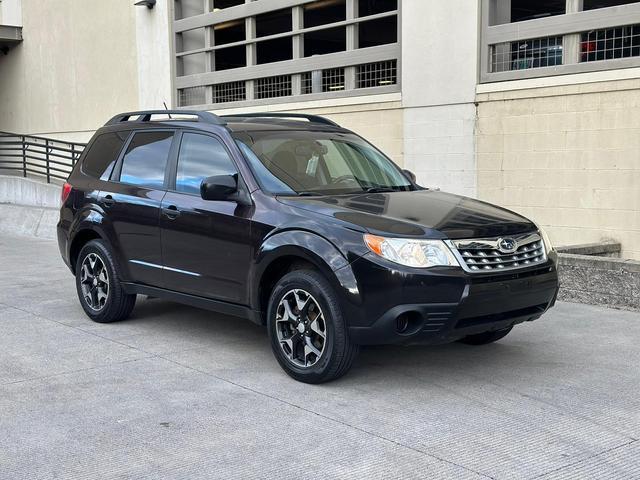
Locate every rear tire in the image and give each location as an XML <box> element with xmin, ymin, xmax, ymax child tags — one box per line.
<box><xmin>459</xmin><ymin>326</ymin><xmax>513</xmax><ymax>345</ymax></box>
<box><xmin>267</xmin><ymin>269</ymin><xmax>359</xmax><ymax>384</ymax></box>
<box><xmin>75</xmin><ymin>239</ymin><xmax>136</xmax><ymax>323</ymax></box>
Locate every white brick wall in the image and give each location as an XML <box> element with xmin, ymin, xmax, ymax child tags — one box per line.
<box><xmin>404</xmin><ymin>103</ymin><xmax>477</xmax><ymax>196</ymax></box>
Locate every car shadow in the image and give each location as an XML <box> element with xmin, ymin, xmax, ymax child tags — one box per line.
<box><xmin>124</xmin><ymin>296</ymin><xmax>544</xmax><ymax>382</ymax></box>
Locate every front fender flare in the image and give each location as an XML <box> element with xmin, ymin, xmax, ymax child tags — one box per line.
<box><xmin>249</xmin><ymin>230</ymin><xmax>362</xmax><ymax>315</ymax></box>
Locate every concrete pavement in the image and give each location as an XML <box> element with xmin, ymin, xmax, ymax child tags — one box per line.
<box><xmin>1</xmin><ymin>233</ymin><xmax>639</xmax><ymax>479</ymax></box>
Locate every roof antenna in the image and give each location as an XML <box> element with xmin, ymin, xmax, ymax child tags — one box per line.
<box><xmin>163</xmin><ymin>102</ymin><xmax>172</xmax><ymax>119</ymax></box>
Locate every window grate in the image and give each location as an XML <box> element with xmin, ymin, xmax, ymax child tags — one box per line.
<box><xmin>255</xmin><ymin>75</ymin><xmax>292</xmax><ymax>99</ymax></box>
<box><xmin>178</xmin><ymin>86</ymin><xmax>206</xmax><ymax>107</ymax></box>
<box><xmin>322</xmin><ymin>68</ymin><xmax>345</xmax><ymax>92</ymax></box>
<box><xmin>356</xmin><ymin>60</ymin><xmax>397</xmax><ymax>88</ymax></box>
<box><xmin>301</xmin><ymin>72</ymin><xmax>313</xmax><ymax>95</ymax></box>
<box><xmin>491</xmin><ymin>36</ymin><xmax>563</xmax><ymax>72</ymax></box>
<box><xmin>213</xmin><ymin>81</ymin><xmax>246</xmax><ymax>104</ymax></box>
<box><xmin>581</xmin><ymin>24</ymin><xmax>640</xmax><ymax>62</ymax></box>
<box><xmin>300</xmin><ymin>69</ymin><xmax>345</xmax><ymax>94</ymax></box>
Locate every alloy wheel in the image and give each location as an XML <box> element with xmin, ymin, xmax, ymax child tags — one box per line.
<box><xmin>80</xmin><ymin>253</ymin><xmax>110</xmax><ymax>311</ymax></box>
<box><xmin>275</xmin><ymin>289</ymin><xmax>327</xmax><ymax>368</ymax></box>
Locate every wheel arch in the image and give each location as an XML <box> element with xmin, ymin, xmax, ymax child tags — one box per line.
<box><xmin>251</xmin><ymin>230</ymin><xmax>362</xmax><ymax>325</ymax></box>
<box><xmin>69</xmin><ymin>229</ymin><xmax>103</xmax><ymax>271</ymax></box>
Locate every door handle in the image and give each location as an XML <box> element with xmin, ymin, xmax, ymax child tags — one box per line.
<box><xmin>162</xmin><ymin>205</ymin><xmax>181</xmax><ymax>219</ymax></box>
<box><xmin>102</xmin><ymin>194</ymin><xmax>116</xmax><ymax>207</ymax></box>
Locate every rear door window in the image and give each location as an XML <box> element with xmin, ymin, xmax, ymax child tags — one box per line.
<box><xmin>175</xmin><ymin>133</ymin><xmax>237</xmax><ymax>195</ymax></box>
<box><xmin>81</xmin><ymin>131</ymin><xmax>129</xmax><ymax>180</ymax></box>
<box><xmin>119</xmin><ymin>131</ymin><xmax>174</xmax><ymax>189</ymax></box>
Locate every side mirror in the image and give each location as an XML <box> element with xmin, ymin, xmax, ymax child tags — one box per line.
<box><xmin>402</xmin><ymin>169</ymin><xmax>417</xmax><ymax>184</ymax></box>
<box><xmin>200</xmin><ymin>174</ymin><xmax>238</xmax><ymax>201</ymax></box>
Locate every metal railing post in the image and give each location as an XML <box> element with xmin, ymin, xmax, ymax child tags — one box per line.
<box><xmin>45</xmin><ymin>139</ymin><xmax>50</xmax><ymax>183</ymax></box>
<box><xmin>21</xmin><ymin>135</ymin><xmax>26</xmax><ymax>178</ymax></box>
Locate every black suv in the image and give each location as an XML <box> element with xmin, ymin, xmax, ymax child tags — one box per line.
<box><xmin>58</xmin><ymin>110</ymin><xmax>559</xmax><ymax>383</ymax></box>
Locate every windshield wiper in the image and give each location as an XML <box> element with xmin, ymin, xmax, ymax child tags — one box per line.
<box><xmin>365</xmin><ymin>187</ymin><xmax>397</xmax><ymax>193</ymax></box>
<box><xmin>297</xmin><ymin>191</ymin><xmax>324</xmax><ymax>197</ymax></box>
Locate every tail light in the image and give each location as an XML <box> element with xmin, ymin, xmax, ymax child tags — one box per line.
<box><xmin>61</xmin><ymin>182</ymin><xmax>73</xmax><ymax>204</ymax></box>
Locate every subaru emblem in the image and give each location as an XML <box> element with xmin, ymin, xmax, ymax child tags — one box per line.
<box><xmin>498</xmin><ymin>237</ymin><xmax>517</xmax><ymax>253</ymax></box>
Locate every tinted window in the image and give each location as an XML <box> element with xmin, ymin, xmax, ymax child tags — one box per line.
<box><xmin>176</xmin><ymin>133</ymin><xmax>237</xmax><ymax>195</ymax></box>
<box><xmin>82</xmin><ymin>132</ymin><xmax>128</xmax><ymax>180</ymax></box>
<box><xmin>119</xmin><ymin>131</ymin><xmax>173</xmax><ymax>189</ymax></box>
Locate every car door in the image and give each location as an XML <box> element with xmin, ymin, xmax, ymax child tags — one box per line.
<box><xmin>97</xmin><ymin>129</ymin><xmax>175</xmax><ymax>286</ymax></box>
<box><xmin>160</xmin><ymin>131</ymin><xmax>252</xmax><ymax>303</ymax></box>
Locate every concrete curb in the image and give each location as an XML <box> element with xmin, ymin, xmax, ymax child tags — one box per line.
<box><xmin>0</xmin><ymin>203</ymin><xmax>58</xmax><ymax>240</ymax></box>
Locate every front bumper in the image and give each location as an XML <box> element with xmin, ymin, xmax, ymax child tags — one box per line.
<box><xmin>344</xmin><ymin>253</ymin><xmax>559</xmax><ymax>345</ymax></box>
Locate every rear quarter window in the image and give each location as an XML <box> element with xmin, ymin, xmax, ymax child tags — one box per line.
<box><xmin>81</xmin><ymin>131</ymin><xmax>129</xmax><ymax>180</ymax></box>
<box><xmin>119</xmin><ymin>131</ymin><xmax>174</xmax><ymax>189</ymax></box>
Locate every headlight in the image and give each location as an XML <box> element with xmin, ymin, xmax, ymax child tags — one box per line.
<box><xmin>364</xmin><ymin>234</ymin><xmax>460</xmax><ymax>268</ymax></box>
<box><xmin>536</xmin><ymin>224</ymin><xmax>554</xmax><ymax>254</ymax></box>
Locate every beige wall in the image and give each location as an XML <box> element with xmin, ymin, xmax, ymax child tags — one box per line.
<box><xmin>476</xmin><ymin>79</ymin><xmax>640</xmax><ymax>260</ymax></box>
<box><xmin>0</xmin><ymin>0</ymin><xmax>139</xmax><ymax>140</ymax></box>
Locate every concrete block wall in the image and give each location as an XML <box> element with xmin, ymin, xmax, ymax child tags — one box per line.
<box><xmin>476</xmin><ymin>78</ymin><xmax>640</xmax><ymax>260</ymax></box>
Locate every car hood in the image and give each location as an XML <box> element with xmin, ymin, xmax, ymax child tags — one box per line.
<box><xmin>277</xmin><ymin>190</ymin><xmax>536</xmax><ymax>239</ymax></box>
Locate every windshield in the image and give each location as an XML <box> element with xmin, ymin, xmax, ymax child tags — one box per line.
<box><xmin>234</xmin><ymin>130</ymin><xmax>413</xmax><ymax>196</ymax></box>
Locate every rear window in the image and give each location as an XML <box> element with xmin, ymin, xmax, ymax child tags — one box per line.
<box><xmin>119</xmin><ymin>131</ymin><xmax>174</xmax><ymax>189</ymax></box>
<box><xmin>81</xmin><ymin>131</ymin><xmax>129</xmax><ymax>180</ymax></box>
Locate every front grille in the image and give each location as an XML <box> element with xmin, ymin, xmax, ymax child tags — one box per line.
<box><xmin>450</xmin><ymin>232</ymin><xmax>546</xmax><ymax>273</ymax></box>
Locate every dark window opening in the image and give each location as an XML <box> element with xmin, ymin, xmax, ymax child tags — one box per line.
<box><xmin>358</xmin><ymin>16</ymin><xmax>397</xmax><ymax>48</ymax></box>
<box><xmin>256</xmin><ymin>8</ymin><xmax>292</xmax><ymax>37</ymax></box>
<box><xmin>214</xmin><ymin>19</ymin><xmax>245</xmax><ymax>45</ymax></box>
<box><xmin>82</xmin><ymin>132</ymin><xmax>128</xmax><ymax>180</ymax></box>
<box><xmin>584</xmin><ymin>0</ymin><xmax>639</xmax><ymax>9</ymax></box>
<box><xmin>257</xmin><ymin>37</ymin><xmax>293</xmax><ymax>64</ymax></box>
<box><xmin>215</xmin><ymin>45</ymin><xmax>246</xmax><ymax>70</ymax></box>
<box><xmin>581</xmin><ymin>24</ymin><xmax>640</xmax><ymax>62</ymax></box>
<box><xmin>358</xmin><ymin>0</ymin><xmax>397</xmax><ymax>17</ymax></box>
<box><xmin>176</xmin><ymin>133</ymin><xmax>237</xmax><ymax>195</ymax></box>
<box><xmin>511</xmin><ymin>0</ymin><xmax>565</xmax><ymax>22</ymax></box>
<box><xmin>212</xmin><ymin>0</ymin><xmax>245</xmax><ymax>10</ymax></box>
<box><xmin>305</xmin><ymin>26</ymin><xmax>346</xmax><ymax>56</ymax></box>
<box><xmin>119</xmin><ymin>132</ymin><xmax>173</xmax><ymax>189</ymax></box>
<box><xmin>304</xmin><ymin>0</ymin><xmax>346</xmax><ymax>28</ymax></box>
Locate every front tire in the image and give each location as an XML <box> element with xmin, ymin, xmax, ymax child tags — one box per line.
<box><xmin>459</xmin><ymin>326</ymin><xmax>513</xmax><ymax>345</ymax></box>
<box><xmin>267</xmin><ymin>269</ymin><xmax>359</xmax><ymax>384</ymax></box>
<box><xmin>75</xmin><ymin>239</ymin><xmax>136</xmax><ymax>323</ymax></box>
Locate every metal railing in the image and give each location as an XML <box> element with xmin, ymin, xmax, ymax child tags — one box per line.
<box><xmin>480</xmin><ymin>1</ymin><xmax>640</xmax><ymax>82</ymax></box>
<box><xmin>0</xmin><ymin>132</ymin><xmax>86</xmax><ymax>183</ymax></box>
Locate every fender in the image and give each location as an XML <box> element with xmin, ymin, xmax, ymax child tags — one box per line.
<box><xmin>249</xmin><ymin>229</ymin><xmax>363</xmax><ymax>316</ymax></box>
<box><xmin>68</xmin><ymin>204</ymin><xmax>130</xmax><ymax>280</ymax></box>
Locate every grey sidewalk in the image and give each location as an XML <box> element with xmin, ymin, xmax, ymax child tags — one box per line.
<box><xmin>1</xmin><ymin>233</ymin><xmax>639</xmax><ymax>479</ymax></box>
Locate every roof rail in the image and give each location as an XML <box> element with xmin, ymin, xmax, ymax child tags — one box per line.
<box><xmin>220</xmin><ymin>112</ymin><xmax>339</xmax><ymax>127</ymax></box>
<box><xmin>105</xmin><ymin>110</ymin><xmax>226</xmax><ymax>126</ymax></box>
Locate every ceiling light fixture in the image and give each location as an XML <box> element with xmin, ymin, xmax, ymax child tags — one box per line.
<box><xmin>134</xmin><ymin>0</ymin><xmax>156</xmax><ymax>9</ymax></box>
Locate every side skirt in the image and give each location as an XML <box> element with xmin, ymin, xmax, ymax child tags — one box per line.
<box><xmin>122</xmin><ymin>283</ymin><xmax>263</xmax><ymax>325</ymax></box>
